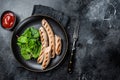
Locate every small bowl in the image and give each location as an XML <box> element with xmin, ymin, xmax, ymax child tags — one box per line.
<box><xmin>1</xmin><ymin>10</ymin><xmax>17</xmax><ymax>31</ymax></box>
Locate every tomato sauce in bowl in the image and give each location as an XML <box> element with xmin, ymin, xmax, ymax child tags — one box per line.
<box><xmin>1</xmin><ymin>11</ymin><xmax>17</xmax><ymax>30</ymax></box>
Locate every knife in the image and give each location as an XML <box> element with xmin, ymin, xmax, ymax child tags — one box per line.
<box><xmin>67</xmin><ymin>19</ymin><xmax>80</xmax><ymax>74</ymax></box>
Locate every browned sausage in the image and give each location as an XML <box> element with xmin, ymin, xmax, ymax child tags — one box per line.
<box><xmin>42</xmin><ymin>19</ymin><xmax>55</xmax><ymax>58</ymax></box>
<box><xmin>42</xmin><ymin>46</ymin><xmax>51</xmax><ymax>69</ymax></box>
<box><xmin>37</xmin><ymin>27</ymin><xmax>48</xmax><ymax>63</ymax></box>
<box><xmin>55</xmin><ymin>35</ymin><xmax>62</xmax><ymax>55</ymax></box>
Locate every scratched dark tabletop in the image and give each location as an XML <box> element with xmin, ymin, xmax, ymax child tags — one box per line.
<box><xmin>0</xmin><ymin>0</ymin><xmax>120</xmax><ymax>80</ymax></box>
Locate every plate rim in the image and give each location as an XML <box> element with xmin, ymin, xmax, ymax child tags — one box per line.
<box><xmin>11</xmin><ymin>14</ymin><xmax>68</xmax><ymax>72</ymax></box>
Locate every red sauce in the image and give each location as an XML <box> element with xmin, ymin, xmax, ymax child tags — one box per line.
<box><xmin>2</xmin><ymin>12</ymin><xmax>15</xmax><ymax>28</ymax></box>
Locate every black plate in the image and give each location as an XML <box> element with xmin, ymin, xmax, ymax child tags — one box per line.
<box><xmin>11</xmin><ymin>15</ymin><xmax>68</xmax><ymax>72</ymax></box>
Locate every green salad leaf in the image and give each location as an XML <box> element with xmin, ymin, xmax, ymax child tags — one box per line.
<box><xmin>17</xmin><ymin>27</ymin><xmax>41</xmax><ymax>60</ymax></box>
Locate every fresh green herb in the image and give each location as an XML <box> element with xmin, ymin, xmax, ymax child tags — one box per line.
<box><xmin>17</xmin><ymin>27</ymin><xmax>41</xmax><ymax>60</ymax></box>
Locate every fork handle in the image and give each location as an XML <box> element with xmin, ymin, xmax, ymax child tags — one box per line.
<box><xmin>67</xmin><ymin>49</ymin><xmax>75</xmax><ymax>74</ymax></box>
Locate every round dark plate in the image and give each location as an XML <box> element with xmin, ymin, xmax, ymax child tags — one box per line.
<box><xmin>11</xmin><ymin>15</ymin><xmax>68</xmax><ymax>72</ymax></box>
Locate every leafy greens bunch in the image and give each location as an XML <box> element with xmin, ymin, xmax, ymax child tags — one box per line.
<box><xmin>17</xmin><ymin>27</ymin><xmax>41</xmax><ymax>60</ymax></box>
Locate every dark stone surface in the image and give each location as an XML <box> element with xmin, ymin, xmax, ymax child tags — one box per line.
<box><xmin>0</xmin><ymin>0</ymin><xmax>120</xmax><ymax>80</ymax></box>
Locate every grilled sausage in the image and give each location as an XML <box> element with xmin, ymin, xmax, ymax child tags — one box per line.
<box><xmin>42</xmin><ymin>19</ymin><xmax>55</xmax><ymax>58</ymax></box>
<box><xmin>37</xmin><ymin>27</ymin><xmax>48</xmax><ymax>63</ymax></box>
<box><xmin>42</xmin><ymin>46</ymin><xmax>51</xmax><ymax>69</ymax></box>
<box><xmin>55</xmin><ymin>35</ymin><xmax>62</xmax><ymax>55</ymax></box>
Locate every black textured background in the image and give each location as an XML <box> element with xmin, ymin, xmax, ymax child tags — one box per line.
<box><xmin>0</xmin><ymin>0</ymin><xmax>120</xmax><ymax>80</ymax></box>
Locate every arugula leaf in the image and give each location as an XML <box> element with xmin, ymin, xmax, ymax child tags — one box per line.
<box><xmin>22</xmin><ymin>53</ymin><xmax>31</xmax><ymax>60</ymax></box>
<box><xmin>18</xmin><ymin>36</ymin><xmax>28</xmax><ymax>43</ymax></box>
<box><xmin>30</xmin><ymin>27</ymin><xmax>39</xmax><ymax>38</ymax></box>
